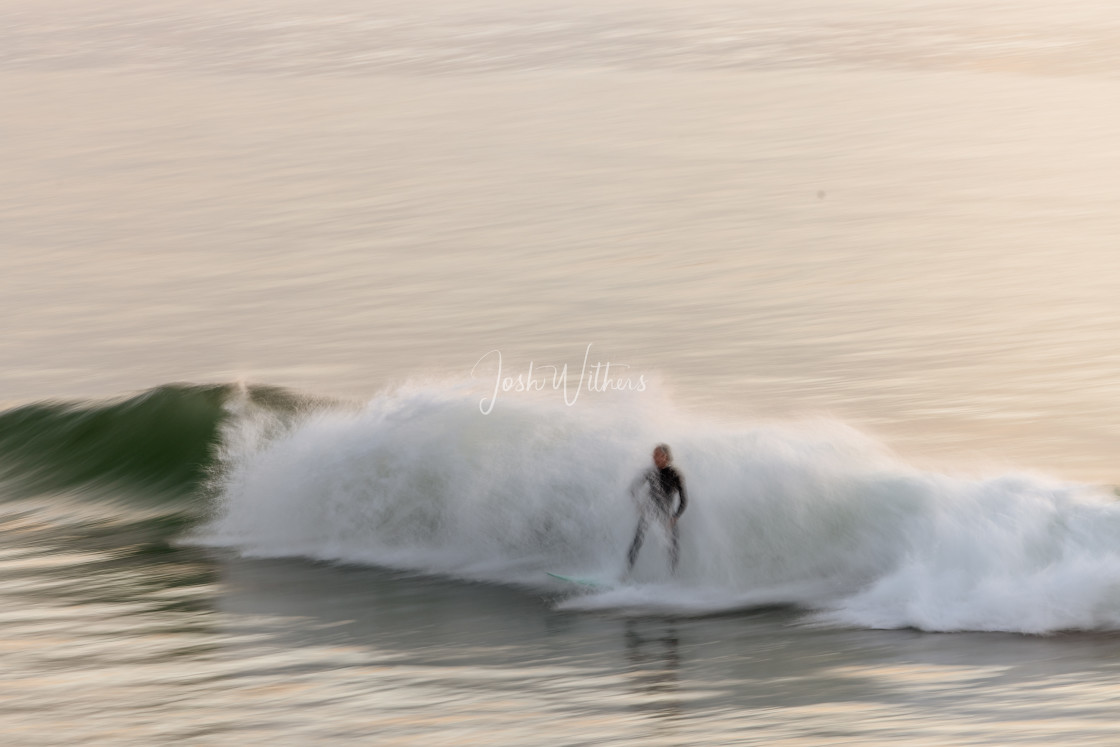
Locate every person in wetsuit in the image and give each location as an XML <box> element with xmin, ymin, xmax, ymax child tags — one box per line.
<box><xmin>626</xmin><ymin>443</ymin><xmax>688</xmax><ymax>573</ymax></box>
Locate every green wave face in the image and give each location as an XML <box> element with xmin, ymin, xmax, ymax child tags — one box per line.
<box><xmin>0</xmin><ymin>381</ymin><xmax>325</xmax><ymax>501</ymax></box>
<box><xmin>0</xmin><ymin>384</ymin><xmax>236</xmax><ymax>501</ymax></box>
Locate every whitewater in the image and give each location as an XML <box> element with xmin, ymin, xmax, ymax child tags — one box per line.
<box><xmin>188</xmin><ymin>381</ymin><xmax>1120</xmax><ymax>634</ymax></box>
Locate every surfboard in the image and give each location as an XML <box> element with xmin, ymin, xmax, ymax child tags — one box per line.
<box><xmin>546</xmin><ymin>571</ymin><xmax>614</xmax><ymax>589</ymax></box>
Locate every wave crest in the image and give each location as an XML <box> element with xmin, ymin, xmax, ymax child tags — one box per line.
<box><xmin>197</xmin><ymin>380</ymin><xmax>1120</xmax><ymax>634</ymax></box>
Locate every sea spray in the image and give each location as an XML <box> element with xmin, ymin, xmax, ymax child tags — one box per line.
<box><xmin>197</xmin><ymin>380</ymin><xmax>1120</xmax><ymax>633</ymax></box>
<box><xmin>814</xmin><ymin>475</ymin><xmax>1120</xmax><ymax>633</ymax></box>
<box><xmin>200</xmin><ymin>382</ymin><xmax>658</xmax><ymax>579</ymax></box>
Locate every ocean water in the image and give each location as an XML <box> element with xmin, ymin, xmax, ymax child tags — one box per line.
<box><xmin>5</xmin><ymin>0</ymin><xmax>1120</xmax><ymax>743</ymax></box>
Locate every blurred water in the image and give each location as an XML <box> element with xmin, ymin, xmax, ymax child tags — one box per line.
<box><xmin>4</xmin><ymin>2</ymin><xmax>1120</xmax><ymax>479</ymax></box>
<box><xmin>5</xmin><ymin>0</ymin><xmax>1120</xmax><ymax>742</ymax></box>
<box><xmin>6</xmin><ymin>512</ymin><xmax>1120</xmax><ymax>746</ymax></box>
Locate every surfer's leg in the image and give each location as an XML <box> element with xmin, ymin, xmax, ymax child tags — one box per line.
<box><xmin>626</xmin><ymin>516</ymin><xmax>648</xmax><ymax>569</ymax></box>
<box><xmin>668</xmin><ymin>520</ymin><xmax>680</xmax><ymax>573</ymax></box>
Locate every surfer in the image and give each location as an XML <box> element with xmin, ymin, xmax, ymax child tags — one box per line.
<box><xmin>626</xmin><ymin>444</ymin><xmax>688</xmax><ymax>574</ymax></box>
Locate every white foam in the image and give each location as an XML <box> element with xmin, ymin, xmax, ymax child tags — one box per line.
<box><xmin>195</xmin><ymin>380</ymin><xmax>1120</xmax><ymax>633</ymax></box>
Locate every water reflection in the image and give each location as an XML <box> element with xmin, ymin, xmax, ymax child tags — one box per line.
<box><xmin>624</xmin><ymin>621</ymin><xmax>682</xmax><ymax>720</ymax></box>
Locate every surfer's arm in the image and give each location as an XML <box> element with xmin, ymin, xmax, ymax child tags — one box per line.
<box><xmin>672</xmin><ymin>474</ymin><xmax>688</xmax><ymax>520</ymax></box>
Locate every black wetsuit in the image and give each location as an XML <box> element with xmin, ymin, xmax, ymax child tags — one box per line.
<box><xmin>627</xmin><ymin>466</ymin><xmax>688</xmax><ymax>572</ymax></box>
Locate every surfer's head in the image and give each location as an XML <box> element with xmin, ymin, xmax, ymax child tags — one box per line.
<box><xmin>652</xmin><ymin>444</ymin><xmax>672</xmax><ymax>469</ymax></box>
